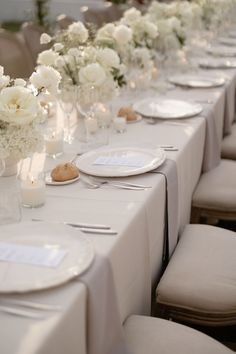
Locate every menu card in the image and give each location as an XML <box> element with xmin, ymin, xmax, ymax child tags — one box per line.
<box><xmin>0</xmin><ymin>242</ymin><xmax>68</xmax><ymax>268</ymax></box>
<box><xmin>93</xmin><ymin>155</ymin><xmax>146</xmax><ymax>167</ymax></box>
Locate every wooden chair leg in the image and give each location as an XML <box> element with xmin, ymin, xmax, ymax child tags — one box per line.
<box><xmin>191</xmin><ymin>207</ymin><xmax>201</xmax><ymax>224</ymax></box>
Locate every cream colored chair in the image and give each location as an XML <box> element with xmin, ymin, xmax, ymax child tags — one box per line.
<box><xmin>124</xmin><ymin>315</ymin><xmax>233</xmax><ymax>354</ymax></box>
<box><xmin>156</xmin><ymin>224</ymin><xmax>236</xmax><ymax>326</ymax></box>
<box><xmin>221</xmin><ymin>123</ymin><xmax>236</xmax><ymax>160</ymax></box>
<box><xmin>191</xmin><ymin>159</ymin><xmax>236</xmax><ymax>223</ymax></box>
<box><xmin>56</xmin><ymin>14</ymin><xmax>74</xmax><ymax>30</ymax></box>
<box><xmin>0</xmin><ymin>29</ymin><xmax>34</xmax><ymax>78</ymax></box>
<box><xmin>81</xmin><ymin>3</ymin><xmax>122</xmax><ymax>28</ymax></box>
<box><xmin>21</xmin><ymin>22</ymin><xmax>50</xmax><ymax>65</ymax></box>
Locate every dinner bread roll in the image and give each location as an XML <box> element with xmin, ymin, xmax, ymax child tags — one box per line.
<box><xmin>51</xmin><ymin>162</ymin><xmax>79</xmax><ymax>182</ymax></box>
<box><xmin>118</xmin><ymin>106</ymin><xmax>137</xmax><ymax>121</ymax></box>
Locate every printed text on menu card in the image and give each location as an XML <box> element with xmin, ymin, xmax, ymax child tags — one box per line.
<box><xmin>0</xmin><ymin>242</ymin><xmax>68</xmax><ymax>268</ymax></box>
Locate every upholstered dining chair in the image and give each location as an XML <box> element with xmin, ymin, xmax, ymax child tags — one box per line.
<box><xmin>155</xmin><ymin>224</ymin><xmax>236</xmax><ymax>326</ymax></box>
<box><xmin>0</xmin><ymin>29</ymin><xmax>34</xmax><ymax>78</ymax></box>
<box><xmin>56</xmin><ymin>14</ymin><xmax>74</xmax><ymax>30</ymax></box>
<box><xmin>221</xmin><ymin>123</ymin><xmax>236</xmax><ymax>160</ymax></box>
<box><xmin>21</xmin><ymin>22</ymin><xmax>50</xmax><ymax>65</ymax></box>
<box><xmin>191</xmin><ymin>159</ymin><xmax>236</xmax><ymax>223</ymax></box>
<box><xmin>124</xmin><ymin>315</ymin><xmax>233</xmax><ymax>354</ymax></box>
<box><xmin>81</xmin><ymin>3</ymin><xmax>123</xmax><ymax>28</ymax></box>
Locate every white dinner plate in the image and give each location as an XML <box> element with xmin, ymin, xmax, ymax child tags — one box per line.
<box><xmin>133</xmin><ymin>98</ymin><xmax>202</xmax><ymax>119</ymax></box>
<box><xmin>168</xmin><ymin>74</ymin><xmax>225</xmax><ymax>88</ymax></box>
<box><xmin>218</xmin><ymin>37</ymin><xmax>236</xmax><ymax>46</ymax></box>
<box><xmin>206</xmin><ymin>45</ymin><xmax>236</xmax><ymax>57</ymax></box>
<box><xmin>0</xmin><ymin>222</ymin><xmax>94</xmax><ymax>293</ymax></box>
<box><xmin>76</xmin><ymin>146</ymin><xmax>166</xmax><ymax>177</ymax></box>
<box><xmin>45</xmin><ymin>171</ymin><xmax>80</xmax><ymax>186</ymax></box>
<box><xmin>198</xmin><ymin>58</ymin><xmax>236</xmax><ymax>69</ymax></box>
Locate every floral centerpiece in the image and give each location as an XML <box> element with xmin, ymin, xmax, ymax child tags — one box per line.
<box><xmin>95</xmin><ymin>8</ymin><xmax>158</xmax><ymax>88</ymax></box>
<box><xmin>0</xmin><ymin>64</ymin><xmax>61</xmax><ymax>175</ymax></box>
<box><xmin>39</xmin><ymin>21</ymin><xmax>126</xmax><ymax>106</ymax></box>
<box><xmin>146</xmin><ymin>2</ymin><xmax>186</xmax><ymax>53</ymax></box>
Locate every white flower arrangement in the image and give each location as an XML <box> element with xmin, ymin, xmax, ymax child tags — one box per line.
<box><xmin>38</xmin><ymin>21</ymin><xmax>126</xmax><ymax>104</ymax></box>
<box><xmin>0</xmin><ymin>65</ymin><xmax>61</xmax><ymax>160</ymax></box>
<box><xmin>147</xmin><ymin>2</ymin><xmax>186</xmax><ymax>53</ymax></box>
<box><xmin>96</xmin><ymin>8</ymin><xmax>158</xmax><ymax>76</ymax></box>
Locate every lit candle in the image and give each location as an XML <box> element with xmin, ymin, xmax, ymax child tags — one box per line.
<box><xmin>113</xmin><ymin>117</ymin><xmax>126</xmax><ymax>133</ymax></box>
<box><xmin>95</xmin><ymin>104</ymin><xmax>111</xmax><ymax>127</ymax></box>
<box><xmin>44</xmin><ymin>130</ymin><xmax>63</xmax><ymax>156</ymax></box>
<box><xmin>20</xmin><ymin>177</ymin><xmax>46</xmax><ymax>208</ymax></box>
<box><xmin>85</xmin><ymin>117</ymin><xmax>98</xmax><ymax>134</ymax></box>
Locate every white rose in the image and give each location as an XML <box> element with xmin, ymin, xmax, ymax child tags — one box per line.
<box><xmin>40</xmin><ymin>33</ymin><xmax>52</xmax><ymax>44</ymax></box>
<box><xmin>0</xmin><ymin>86</ymin><xmax>39</xmax><ymax>125</ymax></box>
<box><xmin>97</xmin><ymin>48</ymin><xmax>120</xmax><ymax>69</ymax></box>
<box><xmin>79</xmin><ymin>63</ymin><xmax>106</xmax><ymax>87</ymax></box>
<box><xmin>96</xmin><ymin>23</ymin><xmax>115</xmax><ymax>41</ymax></box>
<box><xmin>30</xmin><ymin>65</ymin><xmax>61</xmax><ymax>94</ymax></box>
<box><xmin>14</xmin><ymin>78</ymin><xmax>26</xmax><ymax>87</ymax></box>
<box><xmin>0</xmin><ymin>75</ymin><xmax>10</xmax><ymax>90</ymax></box>
<box><xmin>123</xmin><ymin>7</ymin><xmax>141</xmax><ymax>23</ymax></box>
<box><xmin>37</xmin><ymin>49</ymin><xmax>59</xmax><ymax>66</ymax></box>
<box><xmin>113</xmin><ymin>25</ymin><xmax>133</xmax><ymax>46</ymax></box>
<box><xmin>54</xmin><ymin>43</ymin><xmax>64</xmax><ymax>52</ymax></box>
<box><xmin>55</xmin><ymin>56</ymin><xmax>66</xmax><ymax>69</ymax></box>
<box><xmin>68</xmin><ymin>48</ymin><xmax>81</xmax><ymax>57</ymax></box>
<box><xmin>144</xmin><ymin>21</ymin><xmax>158</xmax><ymax>39</ymax></box>
<box><xmin>68</xmin><ymin>21</ymin><xmax>88</xmax><ymax>43</ymax></box>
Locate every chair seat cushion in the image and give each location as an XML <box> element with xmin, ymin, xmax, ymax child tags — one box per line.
<box><xmin>124</xmin><ymin>315</ymin><xmax>233</xmax><ymax>354</ymax></box>
<box><xmin>192</xmin><ymin>159</ymin><xmax>236</xmax><ymax>211</ymax></box>
<box><xmin>156</xmin><ymin>225</ymin><xmax>236</xmax><ymax>325</ymax></box>
<box><xmin>222</xmin><ymin>123</ymin><xmax>236</xmax><ymax>160</ymax></box>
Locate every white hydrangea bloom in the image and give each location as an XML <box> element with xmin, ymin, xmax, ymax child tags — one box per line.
<box><xmin>37</xmin><ymin>49</ymin><xmax>59</xmax><ymax>66</ymax></box>
<box><xmin>40</xmin><ymin>33</ymin><xmax>52</xmax><ymax>44</ymax></box>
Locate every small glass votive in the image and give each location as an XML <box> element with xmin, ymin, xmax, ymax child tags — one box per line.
<box><xmin>20</xmin><ymin>175</ymin><xmax>46</xmax><ymax>208</ymax></box>
<box><xmin>85</xmin><ymin>116</ymin><xmax>98</xmax><ymax>135</ymax></box>
<box><xmin>0</xmin><ymin>185</ymin><xmax>21</xmax><ymax>224</ymax></box>
<box><xmin>113</xmin><ymin>117</ymin><xmax>126</xmax><ymax>133</ymax></box>
<box><xmin>44</xmin><ymin>129</ymin><xmax>64</xmax><ymax>158</ymax></box>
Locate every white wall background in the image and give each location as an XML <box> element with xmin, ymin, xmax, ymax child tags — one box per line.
<box><xmin>0</xmin><ymin>0</ymin><xmax>104</xmax><ymax>22</ymax></box>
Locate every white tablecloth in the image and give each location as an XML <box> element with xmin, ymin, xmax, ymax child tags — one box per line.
<box><xmin>0</xmin><ymin>54</ymin><xmax>236</xmax><ymax>354</ymax></box>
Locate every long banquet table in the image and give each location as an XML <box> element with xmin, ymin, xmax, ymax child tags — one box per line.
<box><xmin>0</xmin><ymin>57</ymin><xmax>236</xmax><ymax>354</ymax></box>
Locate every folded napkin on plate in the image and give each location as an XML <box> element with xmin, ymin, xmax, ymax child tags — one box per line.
<box><xmin>80</xmin><ymin>254</ymin><xmax>130</xmax><ymax>354</ymax></box>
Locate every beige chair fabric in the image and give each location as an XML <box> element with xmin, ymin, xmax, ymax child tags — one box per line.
<box><xmin>21</xmin><ymin>22</ymin><xmax>50</xmax><ymax>65</ymax></box>
<box><xmin>0</xmin><ymin>29</ymin><xmax>34</xmax><ymax>78</ymax></box>
<box><xmin>124</xmin><ymin>315</ymin><xmax>233</xmax><ymax>354</ymax></box>
<box><xmin>221</xmin><ymin>123</ymin><xmax>236</xmax><ymax>160</ymax></box>
<box><xmin>156</xmin><ymin>224</ymin><xmax>236</xmax><ymax>326</ymax></box>
<box><xmin>56</xmin><ymin>14</ymin><xmax>74</xmax><ymax>30</ymax></box>
<box><xmin>81</xmin><ymin>3</ymin><xmax>123</xmax><ymax>28</ymax></box>
<box><xmin>191</xmin><ymin>159</ymin><xmax>236</xmax><ymax>222</ymax></box>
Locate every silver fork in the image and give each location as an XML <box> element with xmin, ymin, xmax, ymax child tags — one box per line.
<box><xmin>86</xmin><ymin>177</ymin><xmax>151</xmax><ymax>190</ymax></box>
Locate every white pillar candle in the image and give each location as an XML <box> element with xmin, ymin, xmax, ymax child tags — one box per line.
<box><xmin>45</xmin><ymin>131</ymin><xmax>63</xmax><ymax>156</ymax></box>
<box><xmin>20</xmin><ymin>178</ymin><xmax>46</xmax><ymax>208</ymax></box>
<box><xmin>113</xmin><ymin>117</ymin><xmax>126</xmax><ymax>133</ymax></box>
<box><xmin>85</xmin><ymin>117</ymin><xmax>98</xmax><ymax>134</ymax></box>
<box><xmin>95</xmin><ymin>104</ymin><xmax>111</xmax><ymax>127</ymax></box>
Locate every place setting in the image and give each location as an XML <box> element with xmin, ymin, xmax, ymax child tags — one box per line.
<box><xmin>198</xmin><ymin>57</ymin><xmax>236</xmax><ymax>69</ymax></box>
<box><xmin>0</xmin><ymin>221</ymin><xmax>95</xmax><ymax>294</ymax></box>
<box><xmin>206</xmin><ymin>44</ymin><xmax>236</xmax><ymax>57</ymax></box>
<box><xmin>133</xmin><ymin>98</ymin><xmax>203</xmax><ymax>120</ymax></box>
<box><xmin>167</xmin><ymin>74</ymin><xmax>226</xmax><ymax>89</ymax></box>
